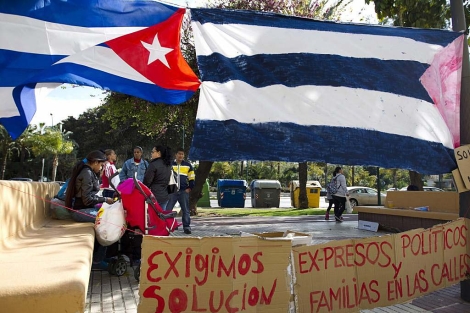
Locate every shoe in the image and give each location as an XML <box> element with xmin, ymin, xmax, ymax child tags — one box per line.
<box><xmin>183</xmin><ymin>228</ymin><xmax>192</xmax><ymax>234</ymax></box>
<box><xmin>325</xmin><ymin>212</ymin><xmax>329</xmax><ymax>220</ymax></box>
<box><xmin>91</xmin><ymin>261</ymin><xmax>109</xmax><ymax>271</ymax></box>
<box><xmin>335</xmin><ymin>216</ymin><xmax>342</xmax><ymax>222</ymax></box>
<box><xmin>340</xmin><ymin>216</ymin><xmax>344</xmax><ymax>221</ymax></box>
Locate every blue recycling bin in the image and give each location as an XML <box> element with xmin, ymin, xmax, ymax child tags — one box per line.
<box><xmin>217</xmin><ymin>179</ymin><xmax>247</xmax><ymax>208</ymax></box>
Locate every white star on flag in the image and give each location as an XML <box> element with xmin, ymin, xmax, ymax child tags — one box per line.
<box><xmin>141</xmin><ymin>33</ymin><xmax>173</xmax><ymax>67</ymax></box>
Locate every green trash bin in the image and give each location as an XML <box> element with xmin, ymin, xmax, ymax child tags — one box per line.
<box><xmin>197</xmin><ymin>179</ymin><xmax>211</xmax><ymax>207</ymax></box>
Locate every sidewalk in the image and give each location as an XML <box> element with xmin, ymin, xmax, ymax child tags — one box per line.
<box><xmin>85</xmin><ymin>215</ymin><xmax>470</xmax><ymax>313</ymax></box>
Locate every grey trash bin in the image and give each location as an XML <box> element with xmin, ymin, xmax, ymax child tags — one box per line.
<box><xmin>250</xmin><ymin>180</ymin><xmax>281</xmax><ymax>208</ymax></box>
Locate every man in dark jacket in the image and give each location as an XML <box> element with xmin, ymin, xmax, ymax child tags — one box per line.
<box><xmin>166</xmin><ymin>148</ymin><xmax>195</xmax><ymax>234</ymax></box>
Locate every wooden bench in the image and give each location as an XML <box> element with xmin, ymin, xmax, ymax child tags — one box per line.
<box><xmin>355</xmin><ymin>191</ymin><xmax>459</xmax><ymax>232</ymax></box>
<box><xmin>0</xmin><ymin>181</ymin><xmax>95</xmax><ymax>313</ymax></box>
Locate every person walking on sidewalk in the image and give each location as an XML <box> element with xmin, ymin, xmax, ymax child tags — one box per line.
<box><xmin>325</xmin><ymin>182</ymin><xmax>335</xmax><ymax>220</ymax></box>
<box><xmin>166</xmin><ymin>148</ymin><xmax>195</xmax><ymax>234</ymax></box>
<box><xmin>331</xmin><ymin>166</ymin><xmax>349</xmax><ymax>222</ymax></box>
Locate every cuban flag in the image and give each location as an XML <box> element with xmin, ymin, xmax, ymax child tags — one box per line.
<box><xmin>0</xmin><ymin>0</ymin><xmax>200</xmax><ymax>139</ymax></box>
<box><xmin>190</xmin><ymin>8</ymin><xmax>464</xmax><ymax>174</ymax></box>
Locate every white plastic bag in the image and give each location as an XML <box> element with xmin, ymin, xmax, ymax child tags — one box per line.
<box><xmin>345</xmin><ymin>197</ymin><xmax>353</xmax><ymax>214</ymax></box>
<box><xmin>167</xmin><ymin>168</ymin><xmax>179</xmax><ymax>194</ymax></box>
<box><xmin>94</xmin><ymin>201</ymin><xmax>126</xmax><ymax>246</ymax></box>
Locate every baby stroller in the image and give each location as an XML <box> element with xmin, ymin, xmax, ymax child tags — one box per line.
<box><xmin>105</xmin><ymin>174</ymin><xmax>180</xmax><ymax>280</ymax></box>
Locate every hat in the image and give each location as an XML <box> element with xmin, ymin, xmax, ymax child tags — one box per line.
<box><xmin>86</xmin><ymin>150</ymin><xmax>107</xmax><ymax>162</ymax></box>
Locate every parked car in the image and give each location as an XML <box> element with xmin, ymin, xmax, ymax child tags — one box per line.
<box><xmin>399</xmin><ymin>186</ymin><xmax>445</xmax><ymax>191</ymax></box>
<box><xmin>423</xmin><ymin>186</ymin><xmax>445</xmax><ymax>192</ymax></box>
<box><xmin>347</xmin><ymin>186</ymin><xmax>386</xmax><ymax>208</ymax></box>
<box><xmin>9</xmin><ymin>177</ymin><xmax>33</xmax><ymax>182</ymax></box>
<box><xmin>320</xmin><ymin>188</ymin><xmax>327</xmax><ymax>197</ymax></box>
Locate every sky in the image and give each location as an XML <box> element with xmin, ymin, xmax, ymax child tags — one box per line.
<box><xmin>30</xmin><ymin>0</ymin><xmax>377</xmax><ymax>126</ymax></box>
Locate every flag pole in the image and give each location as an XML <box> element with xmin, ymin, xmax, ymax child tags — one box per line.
<box><xmin>450</xmin><ymin>0</ymin><xmax>470</xmax><ymax>302</ymax></box>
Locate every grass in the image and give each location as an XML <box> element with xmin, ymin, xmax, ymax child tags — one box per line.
<box><xmin>196</xmin><ymin>207</ymin><xmax>330</xmax><ymax>217</ymax></box>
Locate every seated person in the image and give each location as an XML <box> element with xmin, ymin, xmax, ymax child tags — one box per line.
<box><xmin>65</xmin><ymin>150</ymin><xmax>114</xmax><ymax>270</ymax></box>
<box><xmin>407</xmin><ymin>184</ymin><xmax>419</xmax><ymax>191</ymax></box>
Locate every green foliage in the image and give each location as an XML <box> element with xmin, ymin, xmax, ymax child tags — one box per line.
<box><xmin>208</xmin><ymin>162</ymin><xmax>234</xmax><ymax>185</ymax></box>
<box><xmin>365</xmin><ymin>0</ymin><xmax>452</xmax><ymax>28</ymax></box>
<box><xmin>26</xmin><ymin>127</ymin><xmax>73</xmax><ymax>157</ymax></box>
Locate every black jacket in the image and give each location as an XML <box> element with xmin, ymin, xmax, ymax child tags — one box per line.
<box><xmin>143</xmin><ymin>158</ymin><xmax>171</xmax><ymax>203</ymax></box>
<box><xmin>73</xmin><ymin>165</ymin><xmax>106</xmax><ymax>210</ymax></box>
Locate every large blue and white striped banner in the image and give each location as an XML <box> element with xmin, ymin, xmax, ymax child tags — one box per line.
<box><xmin>190</xmin><ymin>8</ymin><xmax>464</xmax><ymax>174</ymax></box>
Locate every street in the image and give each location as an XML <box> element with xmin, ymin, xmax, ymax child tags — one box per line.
<box><xmin>206</xmin><ymin>192</ymin><xmax>329</xmax><ymax>208</ymax></box>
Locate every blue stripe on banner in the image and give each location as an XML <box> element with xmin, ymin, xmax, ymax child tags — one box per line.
<box><xmin>0</xmin><ymin>50</ymin><xmax>65</xmax><ymax>86</ymax></box>
<box><xmin>191</xmin><ymin>9</ymin><xmax>461</xmax><ymax>47</ymax></box>
<box><xmin>0</xmin><ymin>86</ymin><xmax>30</xmax><ymax>139</ymax></box>
<box><xmin>0</xmin><ymin>0</ymin><xmax>179</xmax><ymax>27</ymax></box>
<box><xmin>18</xmin><ymin>62</ymin><xmax>195</xmax><ymax>105</ymax></box>
<box><xmin>198</xmin><ymin>53</ymin><xmax>432</xmax><ymax>102</ymax></box>
<box><xmin>189</xmin><ymin>120</ymin><xmax>456</xmax><ymax>174</ymax></box>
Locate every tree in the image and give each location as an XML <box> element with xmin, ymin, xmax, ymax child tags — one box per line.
<box><xmin>366</xmin><ymin>0</ymin><xmax>451</xmax><ymax>28</ymax></box>
<box><xmin>0</xmin><ymin>125</ymin><xmax>13</xmax><ymax>179</ymax></box>
<box><xmin>26</xmin><ymin>127</ymin><xmax>74</xmax><ymax>181</ymax></box>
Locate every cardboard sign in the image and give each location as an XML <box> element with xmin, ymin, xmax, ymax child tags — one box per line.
<box><xmin>452</xmin><ymin>168</ymin><xmax>470</xmax><ymax>193</ymax></box>
<box><xmin>138</xmin><ymin>236</ymin><xmax>292</xmax><ymax>313</ymax></box>
<box><xmin>138</xmin><ymin>220</ymin><xmax>470</xmax><ymax>313</ymax></box>
<box><xmin>292</xmin><ymin>219</ymin><xmax>470</xmax><ymax>312</ymax></box>
<box><xmin>454</xmin><ymin>144</ymin><xmax>470</xmax><ymax>189</ymax></box>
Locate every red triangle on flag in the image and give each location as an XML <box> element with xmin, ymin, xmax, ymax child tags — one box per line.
<box><xmin>105</xmin><ymin>8</ymin><xmax>200</xmax><ymax>92</ymax></box>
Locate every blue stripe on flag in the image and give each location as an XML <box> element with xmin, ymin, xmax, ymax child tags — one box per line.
<box><xmin>18</xmin><ymin>62</ymin><xmax>196</xmax><ymax>105</ymax></box>
<box><xmin>0</xmin><ymin>50</ymin><xmax>65</xmax><ymax>86</ymax></box>
<box><xmin>0</xmin><ymin>0</ymin><xmax>179</xmax><ymax>27</ymax></box>
<box><xmin>191</xmin><ymin>8</ymin><xmax>461</xmax><ymax>47</ymax></box>
<box><xmin>189</xmin><ymin>120</ymin><xmax>456</xmax><ymax>174</ymax></box>
<box><xmin>198</xmin><ymin>53</ymin><xmax>432</xmax><ymax>103</ymax></box>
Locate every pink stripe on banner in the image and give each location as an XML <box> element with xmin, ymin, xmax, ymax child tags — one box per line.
<box><xmin>420</xmin><ymin>35</ymin><xmax>464</xmax><ymax>148</ymax></box>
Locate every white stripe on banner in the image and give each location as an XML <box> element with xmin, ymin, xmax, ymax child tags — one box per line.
<box><xmin>0</xmin><ymin>88</ymin><xmax>18</xmax><ymax>118</ymax></box>
<box><xmin>197</xmin><ymin>81</ymin><xmax>453</xmax><ymax>149</ymax></box>
<box><xmin>0</xmin><ymin>13</ymin><xmax>142</xmax><ymax>55</ymax></box>
<box><xmin>192</xmin><ymin>21</ymin><xmax>441</xmax><ymax>64</ymax></box>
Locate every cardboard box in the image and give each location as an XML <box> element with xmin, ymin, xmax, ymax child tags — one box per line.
<box><xmin>452</xmin><ymin>168</ymin><xmax>470</xmax><ymax>193</ymax></box>
<box><xmin>250</xmin><ymin>230</ymin><xmax>312</xmax><ymax>246</ymax></box>
<box><xmin>386</xmin><ymin>191</ymin><xmax>458</xmax><ymax>213</ymax></box>
<box><xmin>358</xmin><ymin>220</ymin><xmax>379</xmax><ymax>232</ymax></box>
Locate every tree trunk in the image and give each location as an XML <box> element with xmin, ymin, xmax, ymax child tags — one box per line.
<box><xmin>189</xmin><ymin>160</ymin><xmax>214</xmax><ymax>216</ymax></box>
<box><xmin>392</xmin><ymin>169</ymin><xmax>397</xmax><ymax>188</ymax></box>
<box><xmin>409</xmin><ymin>171</ymin><xmax>423</xmax><ymax>190</ymax></box>
<box><xmin>19</xmin><ymin>147</ymin><xmax>25</xmax><ymax>177</ymax></box>
<box><xmin>51</xmin><ymin>154</ymin><xmax>58</xmax><ymax>182</ymax></box>
<box><xmin>298</xmin><ymin>162</ymin><xmax>308</xmax><ymax>209</ymax></box>
<box><xmin>1</xmin><ymin>154</ymin><xmax>6</xmax><ymax>180</ymax></box>
<box><xmin>351</xmin><ymin>166</ymin><xmax>355</xmax><ymax>186</ymax></box>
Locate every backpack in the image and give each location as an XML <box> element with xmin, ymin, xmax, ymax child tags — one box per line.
<box><xmin>55</xmin><ymin>179</ymin><xmax>69</xmax><ymax>200</ymax></box>
<box><xmin>326</xmin><ymin>176</ymin><xmax>339</xmax><ymax>195</ymax></box>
